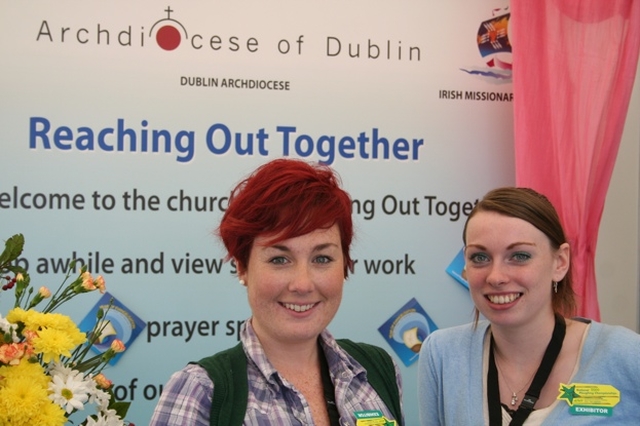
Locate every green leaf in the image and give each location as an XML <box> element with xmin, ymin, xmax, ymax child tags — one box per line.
<box><xmin>110</xmin><ymin>400</ymin><xmax>131</xmax><ymax>419</ymax></box>
<box><xmin>0</xmin><ymin>234</ymin><xmax>25</xmax><ymax>266</ymax></box>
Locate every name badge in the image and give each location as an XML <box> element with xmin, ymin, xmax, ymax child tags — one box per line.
<box><xmin>557</xmin><ymin>383</ymin><xmax>620</xmax><ymax>416</ymax></box>
<box><xmin>354</xmin><ymin>410</ymin><xmax>398</xmax><ymax>425</ymax></box>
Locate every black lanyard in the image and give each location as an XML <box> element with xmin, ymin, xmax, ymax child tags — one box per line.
<box><xmin>487</xmin><ymin>314</ymin><xmax>566</xmax><ymax>426</ymax></box>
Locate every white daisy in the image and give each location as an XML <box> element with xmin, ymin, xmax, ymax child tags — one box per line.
<box><xmin>48</xmin><ymin>361</ymin><xmax>80</xmax><ymax>379</ymax></box>
<box><xmin>49</xmin><ymin>372</ymin><xmax>91</xmax><ymax>414</ymax></box>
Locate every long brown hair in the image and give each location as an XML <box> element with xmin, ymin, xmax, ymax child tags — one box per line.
<box><xmin>463</xmin><ymin>187</ymin><xmax>576</xmax><ymax>317</ymax></box>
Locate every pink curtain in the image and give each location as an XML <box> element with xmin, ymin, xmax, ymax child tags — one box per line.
<box><xmin>511</xmin><ymin>0</ymin><xmax>640</xmax><ymax>320</ymax></box>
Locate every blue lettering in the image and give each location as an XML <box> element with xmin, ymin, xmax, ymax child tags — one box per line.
<box><xmin>151</xmin><ymin>130</ymin><xmax>171</xmax><ymax>153</ymax></box>
<box><xmin>338</xmin><ymin>136</ymin><xmax>356</xmax><ymax>159</ymax></box>
<box><xmin>393</xmin><ymin>138</ymin><xmax>409</xmax><ymax>160</ymax></box>
<box><xmin>117</xmin><ymin>118</ymin><xmax>136</xmax><ymax>152</ymax></box>
<box><xmin>411</xmin><ymin>138</ymin><xmax>424</xmax><ymax>159</ymax></box>
<box><xmin>295</xmin><ymin>134</ymin><xmax>314</xmax><ymax>157</ymax></box>
<box><xmin>29</xmin><ymin>117</ymin><xmax>51</xmax><ymax>149</ymax></box>
<box><xmin>27</xmin><ymin>117</ymin><xmax>196</xmax><ymax>162</ymax></box>
<box><xmin>53</xmin><ymin>126</ymin><xmax>73</xmax><ymax>150</ymax></box>
<box><xmin>98</xmin><ymin>128</ymin><xmax>114</xmax><ymax>151</ymax></box>
<box><xmin>76</xmin><ymin>127</ymin><xmax>94</xmax><ymax>150</ymax></box>
<box><xmin>277</xmin><ymin>126</ymin><xmax>296</xmax><ymax>156</ymax></box>
<box><xmin>205</xmin><ymin>123</ymin><xmax>231</xmax><ymax>154</ymax></box>
<box><xmin>372</xmin><ymin>128</ymin><xmax>389</xmax><ymax>159</ymax></box>
<box><xmin>175</xmin><ymin>130</ymin><xmax>195</xmax><ymax>163</ymax></box>
<box><xmin>316</xmin><ymin>135</ymin><xmax>335</xmax><ymax>165</ymax></box>
<box><xmin>276</xmin><ymin>126</ymin><xmax>423</xmax><ymax>164</ymax></box>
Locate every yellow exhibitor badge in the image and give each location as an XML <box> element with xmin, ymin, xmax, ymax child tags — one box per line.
<box><xmin>354</xmin><ymin>410</ymin><xmax>397</xmax><ymax>425</ymax></box>
<box><xmin>557</xmin><ymin>383</ymin><xmax>620</xmax><ymax>417</ymax></box>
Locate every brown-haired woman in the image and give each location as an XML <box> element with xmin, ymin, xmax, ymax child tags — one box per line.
<box><xmin>418</xmin><ymin>187</ymin><xmax>640</xmax><ymax>425</ymax></box>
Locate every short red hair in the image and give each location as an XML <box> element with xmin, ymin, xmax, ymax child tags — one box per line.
<box><xmin>218</xmin><ymin>159</ymin><xmax>354</xmax><ymax>277</ymax></box>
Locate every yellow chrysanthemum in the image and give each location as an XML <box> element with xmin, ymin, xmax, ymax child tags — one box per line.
<box><xmin>40</xmin><ymin>313</ymin><xmax>81</xmax><ymax>334</ymax></box>
<box><xmin>8</xmin><ymin>308</ymin><xmax>84</xmax><ymax>338</ymax></box>
<box><xmin>32</xmin><ymin>327</ymin><xmax>84</xmax><ymax>363</ymax></box>
<box><xmin>5</xmin><ymin>307</ymin><xmax>32</xmax><ymax>326</ymax></box>
<box><xmin>0</xmin><ymin>358</ymin><xmax>49</xmax><ymax>389</ymax></box>
<box><xmin>28</xmin><ymin>398</ymin><xmax>67</xmax><ymax>426</ymax></box>
<box><xmin>0</xmin><ymin>373</ymin><xmax>51</xmax><ymax>425</ymax></box>
<box><xmin>7</xmin><ymin>308</ymin><xmax>87</xmax><ymax>363</ymax></box>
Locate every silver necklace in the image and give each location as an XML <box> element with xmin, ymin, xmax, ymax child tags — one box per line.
<box><xmin>494</xmin><ymin>355</ymin><xmax>536</xmax><ymax>406</ymax></box>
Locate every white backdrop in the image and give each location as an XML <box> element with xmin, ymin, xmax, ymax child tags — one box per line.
<box><xmin>1</xmin><ymin>1</ymin><xmax>515</xmax><ymax>423</ymax></box>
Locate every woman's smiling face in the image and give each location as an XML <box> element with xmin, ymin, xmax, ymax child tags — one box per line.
<box><xmin>239</xmin><ymin>224</ymin><xmax>345</xmax><ymax>347</ymax></box>
<box><xmin>464</xmin><ymin>211</ymin><xmax>569</xmax><ymax>328</ymax></box>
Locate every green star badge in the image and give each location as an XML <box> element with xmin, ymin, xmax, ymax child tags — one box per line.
<box><xmin>558</xmin><ymin>384</ymin><xmax>581</xmax><ymax>405</ymax></box>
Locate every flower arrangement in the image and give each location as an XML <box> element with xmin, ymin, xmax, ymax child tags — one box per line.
<box><xmin>0</xmin><ymin>234</ymin><xmax>132</xmax><ymax>426</ymax></box>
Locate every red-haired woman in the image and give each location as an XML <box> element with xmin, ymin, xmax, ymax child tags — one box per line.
<box><xmin>151</xmin><ymin>159</ymin><xmax>403</xmax><ymax>426</ymax></box>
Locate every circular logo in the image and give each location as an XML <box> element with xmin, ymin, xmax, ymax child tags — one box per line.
<box><xmin>156</xmin><ymin>25</ymin><xmax>181</xmax><ymax>51</ymax></box>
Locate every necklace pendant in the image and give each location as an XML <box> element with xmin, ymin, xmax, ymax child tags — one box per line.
<box><xmin>510</xmin><ymin>393</ymin><xmax>518</xmax><ymax>406</ymax></box>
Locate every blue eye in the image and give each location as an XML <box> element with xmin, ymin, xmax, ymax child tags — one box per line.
<box><xmin>512</xmin><ymin>252</ymin><xmax>531</xmax><ymax>262</ymax></box>
<box><xmin>468</xmin><ymin>252</ymin><xmax>489</xmax><ymax>264</ymax></box>
<box><xmin>269</xmin><ymin>256</ymin><xmax>288</xmax><ymax>265</ymax></box>
<box><xmin>314</xmin><ymin>255</ymin><xmax>333</xmax><ymax>264</ymax></box>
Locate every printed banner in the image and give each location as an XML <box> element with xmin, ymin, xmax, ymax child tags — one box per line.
<box><xmin>1</xmin><ymin>1</ymin><xmax>514</xmax><ymax>423</ymax></box>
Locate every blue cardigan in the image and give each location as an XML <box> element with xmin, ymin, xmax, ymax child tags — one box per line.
<box><xmin>417</xmin><ymin>320</ymin><xmax>640</xmax><ymax>425</ymax></box>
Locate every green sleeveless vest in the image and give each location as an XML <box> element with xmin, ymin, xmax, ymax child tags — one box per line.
<box><xmin>195</xmin><ymin>339</ymin><xmax>403</xmax><ymax>426</ymax></box>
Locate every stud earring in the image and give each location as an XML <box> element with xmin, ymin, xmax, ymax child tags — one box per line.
<box><xmin>239</xmin><ymin>279</ymin><xmax>246</xmax><ymax>286</ymax></box>
<box><xmin>553</xmin><ymin>281</ymin><xmax>558</xmax><ymax>293</ymax></box>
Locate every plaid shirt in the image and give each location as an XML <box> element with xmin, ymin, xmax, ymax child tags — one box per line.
<box><xmin>149</xmin><ymin>320</ymin><xmax>403</xmax><ymax>425</ymax></box>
